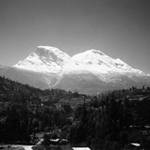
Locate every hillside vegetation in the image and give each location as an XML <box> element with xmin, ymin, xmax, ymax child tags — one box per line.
<box><xmin>0</xmin><ymin>76</ymin><xmax>150</xmax><ymax>149</ymax></box>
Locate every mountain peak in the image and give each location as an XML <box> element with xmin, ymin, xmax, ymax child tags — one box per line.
<box><xmin>14</xmin><ymin>46</ymin><xmax>71</xmax><ymax>73</ymax></box>
<box><xmin>36</xmin><ymin>46</ymin><xmax>62</xmax><ymax>53</ymax></box>
<box><xmin>3</xmin><ymin>45</ymin><xmax>149</xmax><ymax>94</ymax></box>
<box><xmin>35</xmin><ymin>46</ymin><xmax>69</xmax><ymax>58</ymax></box>
<box><xmin>14</xmin><ymin>45</ymin><xmax>145</xmax><ymax>76</ymax></box>
<box><xmin>72</xmin><ymin>49</ymin><xmax>144</xmax><ymax>75</ymax></box>
<box><xmin>84</xmin><ymin>49</ymin><xmax>106</xmax><ymax>55</ymax></box>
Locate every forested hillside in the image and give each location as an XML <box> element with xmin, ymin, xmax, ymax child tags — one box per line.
<box><xmin>0</xmin><ymin>76</ymin><xmax>150</xmax><ymax>149</ymax></box>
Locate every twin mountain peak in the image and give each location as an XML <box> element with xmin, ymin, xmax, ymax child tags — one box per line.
<box><xmin>1</xmin><ymin>46</ymin><xmax>149</xmax><ymax>94</ymax></box>
<box><xmin>14</xmin><ymin>46</ymin><xmax>144</xmax><ymax>75</ymax></box>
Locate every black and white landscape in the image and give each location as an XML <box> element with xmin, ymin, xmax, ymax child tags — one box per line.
<box><xmin>0</xmin><ymin>46</ymin><xmax>150</xmax><ymax>150</ymax></box>
<box><xmin>0</xmin><ymin>0</ymin><xmax>150</xmax><ymax>150</ymax></box>
<box><xmin>0</xmin><ymin>46</ymin><xmax>150</xmax><ymax>94</ymax></box>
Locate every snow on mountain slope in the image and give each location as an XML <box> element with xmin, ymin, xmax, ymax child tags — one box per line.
<box><xmin>14</xmin><ymin>46</ymin><xmax>145</xmax><ymax>77</ymax></box>
<box><xmin>14</xmin><ymin>46</ymin><xmax>71</xmax><ymax>74</ymax></box>
<box><xmin>71</xmin><ymin>49</ymin><xmax>144</xmax><ymax>75</ymax></box>
<box><xmin>1</xmin><ymin>46</ymin><xmax>149</xmax><ymax>94</ymax></box>
<box><xmin>0</xmin><ymin>65</ymin><xmax>59</xmax><ymax>89</ymax></box>
<box><xmin>60</xmin><ymin>49</ymin><xmax>145</xmax><ymax>85</ymax></box>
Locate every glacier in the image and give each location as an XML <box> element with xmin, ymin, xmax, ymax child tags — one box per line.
<box><xmin>0</xmin><ymin>45</ymin><xmax>148</xmax><ymax>94</ymax></box>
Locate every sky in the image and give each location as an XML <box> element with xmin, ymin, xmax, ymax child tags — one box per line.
<box><xmin>0</xmin><ymin>0</ymin><xmax>150</xmax><ymax>73</ymax></box>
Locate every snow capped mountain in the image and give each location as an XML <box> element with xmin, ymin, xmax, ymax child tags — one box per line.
<box><xmin>14</xmin><ymin>46</ymin><xmax>71</xmax><ymax>73</ymax></box>
<box><xmin>14</xmin><ymin>46</ymin><xmax>145</xmax><ymax>76</ymax></box>
<box><xmin>62</xmin><ymin>49</ymin><xmax>145</xmax><ymax>85</ymax></box>
<box><xmin>0</xmin><ymin>46</ymin><xmax>149</xmax><ymax>94</ymax></box>
<box><xmin>71</xmin><ymin>49</ymin><xmax>143</xmax><ymax>75</ymax></box>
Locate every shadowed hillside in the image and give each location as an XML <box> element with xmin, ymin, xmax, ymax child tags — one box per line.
<box><xmin>0</xmin><ymin>76</ymin><xmax>150</xmax><ymax>149</ymax></box>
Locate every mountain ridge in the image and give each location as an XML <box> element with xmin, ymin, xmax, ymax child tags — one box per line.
<box><xmin>14</xmin><ymin>46</ymin><xmax>146</xmax><ymax>75</ymax></box>
<box><xmin>0</xmin><ymin>46</ymin><xmax>149</xmax><ymax>94</ymax></box>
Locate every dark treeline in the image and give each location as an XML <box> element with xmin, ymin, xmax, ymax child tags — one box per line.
<box><xmin>0</xmin><ymin>76</ymin><xmax>150</xmax><ymax>149</ymax></box>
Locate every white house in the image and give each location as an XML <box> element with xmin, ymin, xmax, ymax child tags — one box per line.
<box><xmin>72</xmin><ymin>147</ymin><xmax>91</xmax><ymax>150</ymax></box>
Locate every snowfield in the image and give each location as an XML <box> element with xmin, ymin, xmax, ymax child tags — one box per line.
<box><xmin>0</xmin><ymin>45</ymin><xmax>148</xmax><ymax>94</ymax></box>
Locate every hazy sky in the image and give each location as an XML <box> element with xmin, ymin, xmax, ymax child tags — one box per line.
<box><xmin>0</xmin><ymin>0</ymin><xmax>150</xmax><ymax>73</ymax></box>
